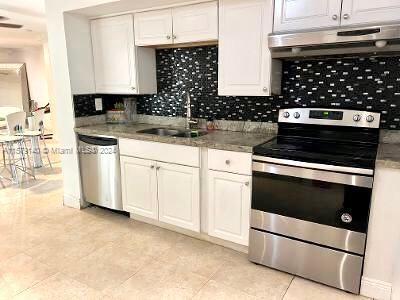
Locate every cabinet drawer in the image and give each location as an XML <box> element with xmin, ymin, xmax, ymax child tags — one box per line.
<box><xmin>119</xmin><ymin>138</ymin><xmax>200</xmax><ymax>167</ymax></box>
<box><xmin>208</xmin><ymin>149</ymin><xmax>252</xmax><ymax>175</ymax></box>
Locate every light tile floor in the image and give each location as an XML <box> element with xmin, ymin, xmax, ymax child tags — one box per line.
<box><xmin>0</xmin><ymin>147</ymin><xmax>370</xmax><ymax>299</ymax></box>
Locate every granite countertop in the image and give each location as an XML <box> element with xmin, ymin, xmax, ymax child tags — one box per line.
<box><xmin>74</xmin><ymin>123</ymin><xmax>276</xmax><ymax>153</ymax></box>
<box><xmin>376</xmin><ymin>143</ymin><xmax>400</xmax><ymax>169</ymax></box>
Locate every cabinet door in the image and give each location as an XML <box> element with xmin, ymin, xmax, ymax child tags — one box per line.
<box><xmin>157</xmin><ymin>162</ymin><xmax>200</xmax><ymax>232</ymax></box>
<box><xmin>208</xmin><ymin>170</ymin><xmax>251</xmax><ymax>245</ymax></box>
<box><xmin>134</xmin><ymin>9</ymin><xmax>173</xmax><ymax>46</ymax></box>
<box><xmin>273</xmin><ymin>0</ymin><xmax>342</xmax><ymax>33</ymax></box>
<box><xmin>341</xmin><ymin>0</ymin><xmax>400</xmax><ymax>27</ymax></box>
<box><xmin>172</xmin><ymin>1</ymin><xmax>218</xmax><ymax>44</ymax></box>
<box><xmin>218</xmin><ymin>0</ymin><xmax>278</xmax><ymax>96</ymax></box>
<box><xmin>91</xmin><ymin>15</ymin><xmax>137</xmax><ymax>94</ymax></box>
<box><xmin>120</xmin><ymin>156</ymin><xmax>158</xmax><ymax>219</ymax></box>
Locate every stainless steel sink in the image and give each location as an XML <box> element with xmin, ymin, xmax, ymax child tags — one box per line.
<box><xmin>137</xmin><ymin>128</ymin><xmax>181</xmax><ymax>136</ymax></box>
<box><xmin>137</xmin><ymin>127</ymin><xmax>207</xmax><ymax>138</ymax></box>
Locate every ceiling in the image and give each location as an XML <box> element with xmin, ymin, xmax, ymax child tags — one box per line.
<box><xmin>0</xmin><ymin>0</ymin><xmax>47</xmax><ymax>48</ymax></box>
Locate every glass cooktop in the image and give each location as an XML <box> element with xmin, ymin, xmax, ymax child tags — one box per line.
<box><xmin>254</xmin><ymin>136</ymin><xmax>378</xmax><ymax>169</ymax></box>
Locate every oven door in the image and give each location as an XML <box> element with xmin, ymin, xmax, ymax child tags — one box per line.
<box><xmin>251</xmin><ymin>159</ymin><xmax>373</xmax><ymax>255</ymax></box>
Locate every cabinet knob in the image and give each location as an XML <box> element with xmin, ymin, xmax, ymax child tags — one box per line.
<box><xmin>166</xmin><ymin>35</ymin><xmax>171</xmax><ymax>40</ymax></box>
<box><xmin>225</xmin><ymin>159</ymin><xmax>231</xmax><ymax>165</ymax></box>
<box><xmin>156</xmin><ymin>166</ymin><xmax>161</xmax><ymax>170</ymax></box>
<box><xmin>343</xmin><ymin>13</ymin><xmax>350</xmax><ymax>20</ymax></box>
<box><xmin>263</xmin><ymin>87</ymin><xmax>268</xmax><ymax>92</ymax></box>
<box><xmin>150</xmin><ymin>165</ymin><xmax>155</xmax><ymax>169</ymax></box>
<box><xmin>332</xmin><ymin>14</ymin><xmax>338</xmax><ymax>20</ymax></box>
<box><xmin>172</xmin><ymin>35</ymin><xmax>177</xmax><ymax>40</ymax></box>
<box><xmin>131</xmin><ymin>87</ymin><xmax>136</xmax><ymax>90</ymax></box>
<box><xmin>245</xmin><ymin>182</ymin><xmax>250</xmax><ymax>186</ymax></box>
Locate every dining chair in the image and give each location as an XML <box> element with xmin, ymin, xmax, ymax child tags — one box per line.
<box><xmin>22</xmin><ymin>109</ymin><xmax>52</xmax><ymax>169</ymax></box>
<box><xmin>0</xmin><ymin>111</ymin><xmax>35</xmax><ymax>184</ymax></box>
<box><xmin>0</xmin><ymin>106</ymin><xmax>20</xmax><ymax>134</ymax></box>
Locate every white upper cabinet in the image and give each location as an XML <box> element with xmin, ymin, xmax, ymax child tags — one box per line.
<box><xmin>274</xmin><ymin>0</ymin><xmax>400</xmax><ymax>33</ymax></box>
<box><xmin>157</xmin><ymin>162</ymin><xmax>200</xmax><ymax>232</ymax></box>
<box><xmin>91</xmin><ymin>15</ymin><xmax>157</xmax><ymax>94</ymax></box>
<box><xmin>341</xmin><ymin>0</ymin><xmax>400</xmax><ymax>27</ymax></box>
<box><xmin>134</xmin><ymin>9</ymin><xmax>173</xmax><ymax>46</ymax></box>
<box><xmin>172</xmin><ymin>1</ymin><xmax>218</xmax><ymax>44</ymax></box>
<box><xmin>218</xmin><ymin>0</ymin><xmax>281</xmax><ymax>96</ymax></box>
<box><xmin>91</xmin><ymin>15</ymin><xmax>136</xmax><ymax>94</ymax></box>
<box><xmin>134</xmin><ymin>2</ymin><xmax>218</xmax><ymax>46</ymax></box>
<box><xmin>273</xmin><ymin>0</ymin><xmax>342</xmax><ymax>33</ymax></box>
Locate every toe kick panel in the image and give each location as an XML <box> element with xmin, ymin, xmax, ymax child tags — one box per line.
<box><xmin>248</xmin><ymin>229</ymin><xmax>363</xmax><ymax>294</ymax></box>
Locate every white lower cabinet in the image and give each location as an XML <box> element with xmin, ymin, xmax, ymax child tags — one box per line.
<box><xmin>120</xmin><ymin>156</ymin><xmax>158</xmax><ymax>220</ymax></box>
<box><xmin>120</xmin><ymin>155</ymin><xmax>200</xmax><ymax>232</ymax></box>
<box><xmin>157</xmin><ymin>162</ymin><xmax>200</xmax><ymax>232</ymax></box>
<box><xmin>119</xmin><ymin>139</ymin><xmax>251</xmax><ymax>244</ymax></box>
<box><xmin>208</xmin><ymin>170</ymin><xmax>251</xmax><ymax>246</ymax></box>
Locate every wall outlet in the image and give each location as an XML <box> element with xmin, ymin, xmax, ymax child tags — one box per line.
<box><xmin>95</xmin><ymin>98</ymin><xmax>103</xmax><ymax>111</ymax></box>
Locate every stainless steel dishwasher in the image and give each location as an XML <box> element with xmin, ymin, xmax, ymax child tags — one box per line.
<box><xmin>78</xmin><ymin>134</ymin><xmax>123</xmax><ymax>210</ymax></box>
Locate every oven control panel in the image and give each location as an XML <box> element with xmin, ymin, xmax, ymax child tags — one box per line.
<box><xmin>279</xmin><ymin>108</ymin><xmax>380</xmax><ymax>128</ymax></box>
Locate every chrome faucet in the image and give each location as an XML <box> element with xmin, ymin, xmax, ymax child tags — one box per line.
<box><xmin>186</xmin><ymin>93</ymin><xmax>198</xmax><ymax>130</ymax></box>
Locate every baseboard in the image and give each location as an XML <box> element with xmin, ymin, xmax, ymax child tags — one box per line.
<box><xmin>360</xmin><ymin>276</ymin><xmax>392</xmax><ymax>300</ymax></box>
<box><xmin>130</xmin><ymin>213</ymin><xmax>248</xmax><ymax>254</ymax></box>
<box><xmin>63</xmin><ymin>193</ymin><xmax>81</xmax><ymax>209</ymax></box>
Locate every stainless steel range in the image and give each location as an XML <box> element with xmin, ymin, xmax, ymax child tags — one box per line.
<box><xmin>249</xmin><ymin>108</ymin><xmax>381</xmax><ymax>294</ymax></box>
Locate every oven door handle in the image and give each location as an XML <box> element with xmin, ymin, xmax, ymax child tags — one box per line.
<box><xmin>252</xmin><ymin>161</ymin><xmax>373</xmax><ymax>188</ymax></box>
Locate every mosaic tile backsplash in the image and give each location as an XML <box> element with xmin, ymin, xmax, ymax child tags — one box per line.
<box><xmin>73</xmin><ymin>45</ymin><xmax>400</xmax><ymax>129</ymax></box>
<box><xmin>73</xmin><ymin>94</ymin><xmax>128</xmax><ymax>118</ymax></box>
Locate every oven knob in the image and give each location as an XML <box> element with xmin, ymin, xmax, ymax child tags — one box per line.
<box><xmin>294</xmin><ymin>112</ymin><xmax>300</xmax><ymax>119</ymax></box>
<box><xmin>366</xmin><ymin>115</ymin><xmax>375</xmax><ymax>123</ymax></box>
<box><xmin>353</xmin><ymin>114</ymin><xmax>361</xmax><ymax>122</ymax></box>
<box><xmin>341</xmin><ymin>213</ymin><xmax>353</xmax><ymax>224</ymax></box>
<box><xmin>283</xmin><ymin>112</ymin><xmax>290</xmax><ymax>118</ymax></box>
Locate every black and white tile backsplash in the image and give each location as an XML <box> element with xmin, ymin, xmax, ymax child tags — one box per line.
<box><xmin>73</xmin><ymin>94</ymin><xmax>103</xmax><ymax>118</ymax></box>
<box><xmin>74</xmin><ymin>45</ymin><xmax>400</xmax><ymax>129</ymax></box>
<box><xmin>136</xmin><ymin>46</ymin><xmax>280</xmax><ymax>122</ymax></box>
<box><xmin>73</xmin><ymin>94</ymin><xmax>126</xmax><ymax>118</ymax></box>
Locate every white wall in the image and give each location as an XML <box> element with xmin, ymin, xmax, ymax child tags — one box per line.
<box><xmin>0</xmin><ymin>69</ymin><xmax>23</xmax><ymax>108</ymax></box>
<box><xmin>64</xmin><ymin>13</ymin><xmax>96</xmax><ymax>94</ymax></box>
<box><xmin>18</xmin><ymin>47</ymin><xmax>49</xmax><ymax>108</ymax></box>
<box><xmin>42</xmin><ymin>42</ymin><xmax>58</xmax><ymax>138</ymax></box>
<box><xmin>392</xmin><ymin>235</ymin><xmax>400</xmax><ymax>300</ymax></box>
<box><xmin>0</xmin><ymin>49</ymin><xmax>15</xmax><ymax>61</ymax></box>
<box><xmin>0</xmin><ymin>46</ymin><xmax>55</xmax><ymax>134</ymax></box>
<box><xmin>0</xmin><ymin>46</ymin><xmax>49</xmax><ymax>107</ymax></box>
<box><xmin>44</xmin><ymin>0</ymin><xmax>103</xmax><ymax>208</ymax></box>
<box><xmin>361</xmin><ymin>166</ymin><xmax>400</xmax><ymax>300</ymax></box>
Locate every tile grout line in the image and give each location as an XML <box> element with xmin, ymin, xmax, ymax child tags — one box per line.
<box><xmin>9</xmin><ymin>252</ymin><xmax>58</xmax><ymax>297</ymax></box>
<box><xmin>282</xmin><ymin>276</ymin><xmax>295</xmax><ymax>300</ymax></box>
<box><xmin>190</xmin><ymin>259</ymin><xmax>257</xmax><ymax>299</ymax></box>
<box><xmin>100</xmin><ymin>252</ymin><xmax>158</xmax><ymax>297</ymax></box>
<box><xmin>191</xmin><ymin>277</ymin><xmax>212</xmax><ymax>299</ymax></box>
<box><xmin>189</xmin><ymin>258</ymin><xmax>228</xmax><ymax>299</ymax></box>
<box><xmin>12</xmin><ymin>272</ymin><xmax>58</xmax><ymax>297</ymax></box>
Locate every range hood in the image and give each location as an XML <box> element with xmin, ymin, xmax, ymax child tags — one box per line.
<box><xmin>269</xmin><ymin>24</ymin><xmax>400</xmax><ymax>58</ymax></box>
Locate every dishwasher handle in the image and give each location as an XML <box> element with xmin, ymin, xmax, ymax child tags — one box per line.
<box><xmin>78</xmin><ymin>134</ymin><xmax>117</xmax><ymax>146</ymax></box>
